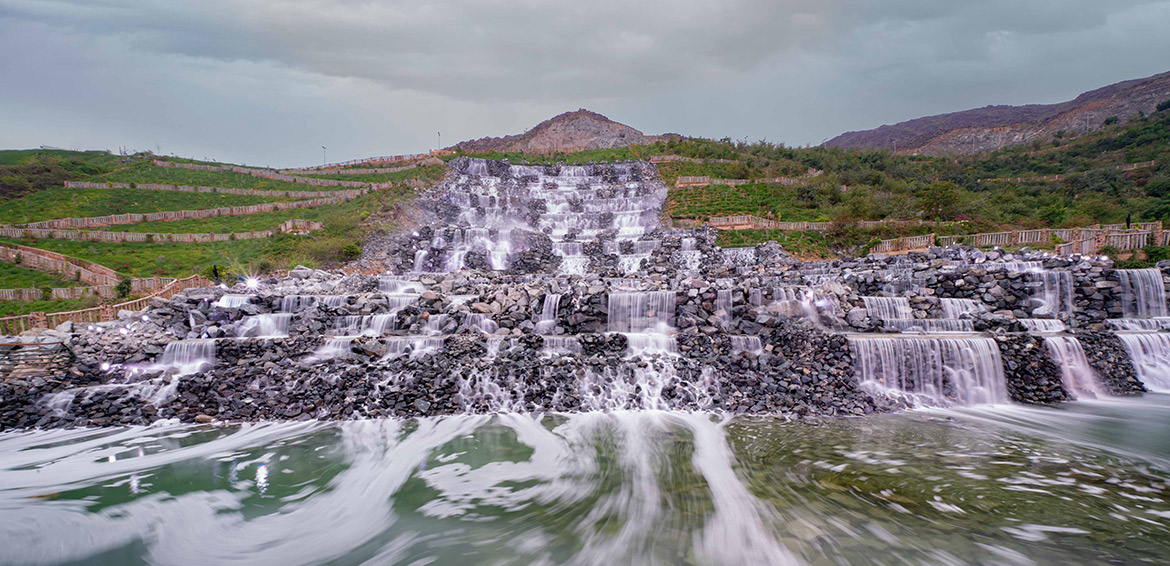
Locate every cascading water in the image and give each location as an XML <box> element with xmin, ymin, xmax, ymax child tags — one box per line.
<box><xmin>1005</xmin><ymin>262</ymin><xmax>1074</xmax><ymax>315</ymax></box>
<box><xmin>237</xmin><ymin>314</ymin><xmax>293</xmax><ymax>338</ymax></box>
<box><xmin>863</xmin><ymin>296</ymin><xmax>972</xmax><ymax>333</ymax></box>
<box><xmin>940</xmin><ymin>298</ymin><xmax>984</xmax><ymax>318</ymax></box>
<box><xmin>158</xmin><ymin>339</ymin><xmax>216</xmax><ymax>375</ymax></box>
<box><xmin>425</xmin><ymin>159</ymin><xmax>665</xmax><ymax>274</ymax></box>
<box><xmin>730</xmin><ymin>336</ymin><xmax>762</xmax><ymax>354</ymax></box>
<box><xmin>1043</xmin><ymin>336</ymin><xmax>1105</xmax><ymax>398</ymax></box>
<box><xmin>1019</xmin><ymin>318</ymin><xmax>1068</xmax><ymax>332</ymax></box>
<box><xmin>214</xmin><ymin>294</ymin><xmax>253</xmax><ymax>308</ymax></box>
<box><xmin>714</xmin><ymin>289</ymin><xmax>733</xmax><ymax>327</ymax></box>
<box><xmin>848</xmin><ymin>336</ymin><xmax>1008</xmax><ymax>405</ymax></box>
<box><xmin>862</xmin><ymin>297</ymin><xmax>912</xmax><ymax>320</ymax></box>
<box><xmin>1116</xmin><ymin>333</ymin><xmax>1170</xmax><ymax>391</ymax></box>
<box><xmin>1106</xmin><ymin>318</ymin><xmax>1170</xmax><ymax>331</ymax></box>
<box><xmin>534</xmin><ymin>294</ymin><xmax>561</xmax><ymax>335</ymax></box>
<box><xmin>280</xmin><ymin>295</ymin><xmax>348</xmax><ymax>312</ymax></box>
<box><xmin>1117</xmin><ymin>268</ymin><xmax>1168</xmax><ymax>318</ymax></box>
<box><xmin>608</xmin><ymin>291</ymin><xmax>677</xmax><ymax>355</ymax></box>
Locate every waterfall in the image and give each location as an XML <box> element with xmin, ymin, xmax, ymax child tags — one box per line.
<box><xmin>1035</xmin><ymin>270</ymin><xmax>1074</xmax><ymax>315</ymax></box>
<box><xmin>861</xmin><ymin>297</ymin><xmax>912</xmax><ymax>320</ymax></box>
<box><xmin>378</xmin><ymin>277</ymin><xmax>425</xmax><ymax>294</ymax></box>
<box><xmin>863</xmin><ymin>296</ymin><xmax>971</xmax><ymax>332</ymax></box>
<box><xmin>714</xmin><ymin>290</ymin><xmax>733</xmax><ymax>327</ymax></box>
<box><xmin>1019</xmin><ymin>319</ymin><xmax>1068</xmax><ymax>332</ymax></box>
<box><xmin>880</xmin><ymin>319</ymin><xmax>974</xmax><ymax>333</ymax></box>
<box><xmin>413</xmin><ymin>250</ymin><xmax>429</xmax><ymax>272</ymax></box>
<box><xmin>422</xmin><ymin>314</ymin><xmax>449</xmax><ymax>336</ymax></box>
<box><xmin>464</xmin><ymin>313</ymin><xmax>498</xmax><ymax>334</ymax></box>
<box><xmin>940</xmin><ymin>298</ymin><xmax>984</xmax><ymax>318</ymax></box>
<box><xmin>608</xmin><ymin>291</ymin><xmax>677</xmax><ymax>356</ymax></box>
<box><xmin>1004</xmin><ymin>263</ymin><xmax>1074</xmax><ymax>315</ymax></box>
<box><xmin>534</xmin><ymin>294</ymin><xmax>561</xmax><ymax>334</ymax></box>
<box><xmin>542</xmin><ymin>336</ymin><xmax>582</xmax><ymax>355</ymax></box>
<box><xmin>730</xmin><ymin>336</ymin><xmax>762</xmax><ymax>354</ymax></box>
<box><xmin>214</xmin><ymin>295</ymin><xmax>253</xmax><ymax>308</ymax></box>
<box><xmin>158</xmin><ymin>339</ymin><xmax>216</xmax><ymax>375</ymax></box>
<box><xmin>769</xmin><ymin>287</ymin><xmax>824</xmax><ymax>322</ymax></box>
<box><xmin>384</xmin><ymin>337</ymin><xmax>445</xmax><ymax>359</ymax></box>
<box><xmin>465</xmin><ymin>158</ymin><xmax>488</xmax><ymax>176</ymax></box>
<box><xmin>1106</xmin><ymin>319</ymin><xmax>1170</xmax><ymax>331</ymax></box>
<box><xmin>721</xmin><ymin>248</ymin><xmax>756</xmax><ymax>268</ymax></box>
<box><xmin>332</xmin><ymin>315</ymin><xmax>396</xmax><ymax>336</ymax></box>
<box><xmin>1117</xmin><ymin>333</ymin><xmax>1170</xmax><ymax>391</ymax></box>
<box><xmin>1043</xmin><ymin>336</ymin><xmax>1105</xmax><ymax>398</ymax></box>
<box><xmin>848</xmin><ymin>336</ymin><xmax>1008</xmax><ymax>406</ymax></box>
<box><xmin>238</xmin><ymin>314</ymin><xmax>293</xmax><ymax>338</ymax></box>
<box><xmin>608</xmin><ymin>292</ymin><xmax>675</xmax><ymax>333</ymax></box>
<box><xmin>280</xmin><ymin>295</ymin><xmax>348</xmax><ymax>312</ymax></box>
<box><xmin>315</xmin><ymin>337</ymin><xmax>356</xmax><ymax>360</ymax></box>
<box><xmin>1118</xmin><ymin>268</ymin><xmax>1168</xmax><ymax>318</ymax></box>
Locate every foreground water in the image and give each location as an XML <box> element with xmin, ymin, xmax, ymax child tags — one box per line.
<box><xmin>1</xmin><ymin>396</ymin><xmax>1169</xmax><ymax>566</ymax></box>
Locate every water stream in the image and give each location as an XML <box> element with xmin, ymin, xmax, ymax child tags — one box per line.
<box><xmin>2</xmin><ymin>399</ymin><xmax>1169</xmax><ymax>565</ymax></box>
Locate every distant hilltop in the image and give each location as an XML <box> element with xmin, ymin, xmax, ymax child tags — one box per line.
<box><xmin>454</xmin><ymin>109</ymin><xmax>677</xmax><ymax>154</ymax></box>
<box><xmin>824</xmin><ymin>70</ymin><xmax>1170</xmax><ymax>155</ymax></box>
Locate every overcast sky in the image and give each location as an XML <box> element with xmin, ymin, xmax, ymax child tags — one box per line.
<box><xmin>2</xmin><ymin>0</ymin><xmax>1169</xmax><ymax>167</ymax></box>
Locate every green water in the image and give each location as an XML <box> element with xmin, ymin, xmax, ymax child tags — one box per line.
<box><xmin>1</xmin><ymin>396</ymin><xmax>1169</xmax><ymax>565</ymax></box>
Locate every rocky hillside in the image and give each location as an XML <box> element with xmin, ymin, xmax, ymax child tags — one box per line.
<box><xmin>454</xmin><ymin>109</ymin><xmax>665</xmax><ymax>154</ymax></box>
<box><xmin>825</xmin><ymin>70</ymin><xmax>1170</xmax><ymax>155</ymax></box>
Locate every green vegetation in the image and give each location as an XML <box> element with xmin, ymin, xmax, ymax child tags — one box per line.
<box><xmin>91</xmin><ymin>160</ymin><xmax>358</xmax><ymax>192</ymax></box>
<box><xmin>300</xmin><ymin>164</ymin><xmax>447</xmax><ymax>184</ymax></box>
<box><xmin>0</xmin><ymin>149</ymin><xmax>126</xmax><ymax>201</ymax></box>
<box><xmin>0</xmin><ymin>262</ymin><xmax>79</xmax><ymax>289</ymax></box>
<box><xmin>112</xmin><ymin>191</ymin><xmax>385</xmax><ymax>233</ymax></box>
<box><xmin>667</xmin><ymin>183</ymin><xmax>824</xmax><ymax>222</ymax></box>
<box><xmin>0</xmin><ymin>186</ymin><xmax>411</xmax><ymax>276</ymax></box>
<box><xmin>0</xmin><ymin>187</ymin><xmax>291</xmax><ymax>225</ymax></box>
<box><xmin>0</xmin><ymin>297</ymin><xmax>96</xmax><ymax>317</ymax></box>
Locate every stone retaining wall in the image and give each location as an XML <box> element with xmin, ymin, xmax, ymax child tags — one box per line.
<box><xmin>65</xmin><ymin>181</ymin><xmax>368</xmax><ymax>199</ymax></box>
<box><xmin>153</xmin><ymin>160</ymin><xmax>390</xmax><ymax>189</ymax></box>
<box><xmin>19</xmin><ymin>196</ymin><xmax>350</xmax><ymax>231</ymax></box>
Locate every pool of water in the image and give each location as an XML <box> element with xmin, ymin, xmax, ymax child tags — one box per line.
<box><xmin>1</xmin><ymin>395</ymin><xmax>1169</xmax><ymax>565</ymax></box>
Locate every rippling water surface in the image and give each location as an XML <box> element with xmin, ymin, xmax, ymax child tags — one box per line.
<box><xmin>2</xmin><ymin>395</ymin><xmax>1169</xmax><ymax>565</ymax></box>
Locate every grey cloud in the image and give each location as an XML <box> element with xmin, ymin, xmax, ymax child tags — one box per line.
<box><xmin>0</xmin><ymin>0</ymin><xmax>1168</xmax><ymax>165</ymax></box>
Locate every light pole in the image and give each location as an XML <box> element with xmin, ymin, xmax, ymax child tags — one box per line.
<box><xmin>322</xmin><ymin>146</ymin><xmax>327</xmax><ymax>167</ymax></box>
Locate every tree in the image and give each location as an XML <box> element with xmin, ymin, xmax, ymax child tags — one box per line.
<box><xmin>917</xmin><ymin>181</ymin><xmax>960</xmax><ymax>220</ymax></box>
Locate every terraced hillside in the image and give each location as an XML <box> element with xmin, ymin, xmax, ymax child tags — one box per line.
<box><xmin>0</xmin><ymin>151</ymin><xmax>445</xmax><ymax>313</ymax></box>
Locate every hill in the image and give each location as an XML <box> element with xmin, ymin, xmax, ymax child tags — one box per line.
<box><xmin>825</xmin><ymin>70</ymin><xmax>1170</xmax><ymax>155</ymax></box>
<box><xmin>453</xmin><ymin>109</ymin><xmax>669</xmax><ymax>154</ymax></box>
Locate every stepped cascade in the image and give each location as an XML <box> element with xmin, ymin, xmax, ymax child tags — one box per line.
<box><xmin>6</xmin><ymin>156</ymin><xmax>1170</xmax><ymax>433</ymax></box>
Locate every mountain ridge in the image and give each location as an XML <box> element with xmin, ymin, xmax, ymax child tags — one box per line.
<box><xmin>824</xmin><ymin>70</ymin><xmax>1170</xmax><ymax>155</ymax></box>
<box><xmin>453</xmin><ymin>109</ymin><xmax>670</xmax><ymax>154</ymax></box>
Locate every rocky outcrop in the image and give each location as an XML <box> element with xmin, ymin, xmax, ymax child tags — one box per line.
<box><xmin>997</xmin><ymin>334</ymin><xmax>1070</xmax><ymax>405</ymax></box>
<box><xmin>1076</xmin><ymin>330</ymin><xmax>1147</xmax><ymax>395</ymax></box>
<box><xmin>454</xmin><ymin>109</ymin><xmax>663</xmax><ymax>154</ymax></box>
<box><xmin>825</xmin><ymin>70</ymin><xmax>1170</xmax><ymax>155</ymax></box>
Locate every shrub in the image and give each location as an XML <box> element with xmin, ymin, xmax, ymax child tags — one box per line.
<box><xmin>115</xmin><ymin>278</ymin><xmax>132</xmax><ymax>298</ymax></box>
<box><xmin>12</xmin><ymin>253</ymin><xmax>20</xmax><ymax>265</ymax></box>
<box><xmin>1104</xmin><ymin>116</ymin><xmax>1119</xmax><ymax>126</ymax></box>
<box><xmin>1145</xmin><ymin>245</ymin><xmax>1170</xmax><ymax>263</ymax></box>
<box><xmin>1158</xmin><ymin>99</ymin><xmax>1170</xmax><ymax>113</ymax></box>
<box><xmin>40</xmin><ymin>287</ymin><xmax>51</xmax><ymax>301</ymax></box>
<box><xmin>341</xmin><ymin>243</ymin><xmax>362</xmax><ymax>260</ymax></box>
